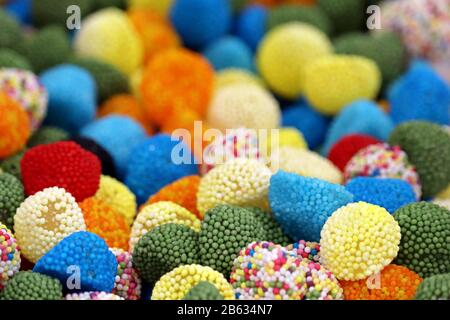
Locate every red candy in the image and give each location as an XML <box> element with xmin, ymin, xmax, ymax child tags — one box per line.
<box><xmin>21</xmin><ymin>141</ymin><xmax>101</xmax><ymax>201</ymax></box>
<box><xmin>328</xmin><ymin>134</ymin><xmax>381</xmax><ymax>171</ymax></box>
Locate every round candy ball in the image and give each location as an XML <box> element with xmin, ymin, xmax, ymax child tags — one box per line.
<box><xmin>0</xmin><ymin>48</ymin><xmax>31</xmax><ymax>70</ymax></box>
<box><xmin>40</xmin><ymin>64</ymin><xmax>96</xmax><ymax>134</ymax></box>
<box><xmin>170</xmin><ymin>0</ymin><xmax>231</xmax><ymax>49</ymax></box>
<box><xmin>320</xmin><ymin>202</ymin><xmax>401</xmax><ymax>280</ymax></box>
<box><xmin>183</xmin><ymin>281</ymin><xmax>224</xmax><ymax>300</ymax></box>
<box><xmin>199</xmin><ymin>205</ymin><xmax>265</xmax><ymax>277</ymax></box>
<box><xmin>0</xmin><ymin>224</ymin><xmax>21</xmax><ymax>290</ymax></box>
<box><xmin>110</xmin><ymin>248</ymin><xmax>141</xmax><ymax>300</ymax></box>
<box><xmin>415</xmin><ymin>273</ymin><xmax>450</xmax><ymax>300</ymax></box>
<box><xmin>27</xmin><ymin>126</ymin><xmax>69</xmax><ymax>148</ymax></box>
<box><xmin>65</xmin><ymin>291</ymin><xmax>124</xmax><ymax>300</ymax></box>
<box><xmin>145</xmin><ymin>175</ymin><xmax>201</xmax><ymax>219</ymax></box>
<box><xmin>79</xmin><ymin>198</ymin><xmax>130</xmax><ymax>250</ymax></box>
<box><xmin>341</xmin><ymin>265</ymin><xmax>422</xmax><ymax>300</ymax></box>
<box><xmin>207</xmin><ymin>84</ymin><xmax>281</xmax><ymax>131</ymax></box>
<box><xmin>393</xmin><ymin>202</ymin><xmax>450</xmax><ymax>278</ymax></box>
<box><xmin>94</xmin><ymin>175</ymin><xmax>137</xmax><ymax>226</ymax></box>
<box><xmin>0</xmin><ymin>8</ymin><xmax>23</xmax><ymax>49</ymax></box>
<box><xmin>230</xmin><ymin>241</ymin><xmax>308</xmax><ymax>300</ymax></box>
<box><xmin>151</xmin><ymin>264</ymin><xmax>234</xmax><ymax>300</ymax></box>
<box><xmin>245</xmin><ymin>207</ymin><xmax>292</xmax><ymax>246</ymax></box>
<box><xmin>389</xmin><ymin>121</ymin><xmax>450</xmax><ymax>198</ymax></box>
<box><xmin>197</xmin><ymin>158</ymin><xmax>271</xmax><ymax>217</ymax></box>
<box><xmin>16</xmin><ymin>26</ymin><xmax>70</xmax><ymax>74</ymax></box>
<box><xmin>0</xmin><ymin>271</ymin><xmax>63</xmax><ymax>300</ymax></box>
<box><xmin>14</xmin><ymin>187</ymin><xmax>86</xmax><ymax>263</ymax></box>
<box><xmin>125</xmin><ymin>134</ymin><xmax>198</xmax><ymax>205</ymax></box>
<box><xmin>0</xmin><ymin>92</ymin><xmax>30</xmax><ymax>159</ymax></box>
<box><xmin>68</xmin><ymin>56</ymin><xmax>130</xmax><ymax>104</ymax></box>
<box><xmin>140</xmin><ymin>48</ymin><xmax>213</xmax><ymax>127</ymax></box>
<box><xmin>203</xmin><ymin>36</ymin><xmax>254</xmax><ymax>72</ymax></box>
<box><xmin>302</xmin><ymin>55</ymin><xmax>382</xmax><ymax>115</ymax></box>
<box><xmin>70</xmin><ymin>136</ymin><xmax>116</xmax><ymax>178</ymax></box>
<box><xmin>133</xmin><ymin>223</ymin><xmax>199</xmax><ymax>284</ymax></box>
<box><xmin>322</xmin><ymin>100</ymin><xmax>394</xmax><ymax>155</ymax></box>
<box><xmin>74</xmin><ymin>8</ymin><xmax>143</xmax><ymax>75</ymax></box>
<box><xmin>344</xmin><ymin>143</ymin><xmax>422</xmax><ymax>199</ymax></box>
<box><xmin>285</xmin><ymin>240</ymin><xmax>321</xmax><ymax>263</ymax></box>
<box><xmin>282</xmin><ymin>102</ymin><xmax>330</xmax><ymax>149</ymax></box>
<box><xmin>80</xmin><ymin>115</ymin><xmax>147</xmax><ymax>178</ymax></box>
<box><xmin>327</xmin><ymin>134</ymin><xmax>381</xmax><ymax>172</ymax></box>
<box><xmin>269</xmin><ymin>171</ymin><xmax>353</xmax><ymax>242</ymax></box>
<box><xmin>270</xmin><ymin>147</ymin><xmax>343</xmax><ymax>184</ymax></box>
<box><xmin>257</xmin><ymin>22</ymin><xmax>332</xmax><ymax>99</ymax></box>
<box><xmin>235</xmin><ymin>5</ymin><xmax>267</xmax><ymax>51</ymax></box>
<box><xmin>345</xmin><ymin>177</ymin><xmax>416</xmax><ymax>214</ymax></box>
<box><xmin>21</xmin><ymin>141</ymin><xmax>101</xmax><ymax>202</ymax></box>
<box><xmin>389</xmin><ymin>61</ymin><xmax>450</xmax><ymax>125</ymax></box>
<box><xmin>0</xmin><ymin>172</ymin><xmax>24</xmax><ymax>230</ymax></box>
<box><xmin>130</xmin><ymin>201</ymin><xmax>200</xmax><ymax>251</ymax></box>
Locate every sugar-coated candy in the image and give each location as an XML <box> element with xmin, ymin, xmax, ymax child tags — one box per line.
<box><xmin>199</xmin><ymin>205</ymin><xmax>265</xmax><ymax>276</ymax></box>
<box><xmin>0</xmin><ymin>271</ymin><xmax>62</xmax><ymax>300</ymax></box>
<box><xmin>393</xmin><ymin>202</ymin><xmax>450</xmax><ymax>278</ymax></box>
<box><xmin>14</xmin><ymin>187</ymin><xmax>86</xmax><ymax>263</ymax></box>
<box><xmin>130</xmin><ymin>201</ymin><xmax>200</xmax><ymax>251</ymax></box>
<box><xmin>320</xmin><ymin>202</ymin><xmax>401</xmax><ymax>280</ymax></box>
<box><xmin>0</xmin><ymin>68</ymin><xmax>47</xmax><ymax>132</ymax></box>
<box><xmin>133</xmin><ymin>223</ymin><xmax>199</xmax><ymax>284</ymax></box>
<box><xmin>269</xmin><ymin>171</ymin><xmax>353</xmax><ymax>242</ymax></box>
<box><xmin>0</xmin><ymin>172</ymin><xmax>24</xmax><ymax>229</ymax></box>
<box><xmin>74</xmin><ymin>8</ymin><xmax>143</xmax><ymax>75</ymax></box>
<box><xmin>170</xmin><ymin>0</ymin><xmax>231</xmax><ymax>49</ymax></box>
<box><xmin>345</xmin><ymin>177</ymin><xmax>416</xmax><ymax>214</ymax></box>
<box><xmin>235</xmin><ymin>5</ymin><xmax>267</xmax><ymax>51</ymax></box>
<box><xmin>183</xmin><ymin>281</ymin><xmax>224</xmax><ymax>300</ymax></box>
<box><xmin>125</xmin><ymin>134</ymin><xmax>198</xmax><ymax>205</ymax></box>
<box><xmin>33</xmin><ymin>231</ymin><xmax>117</xmax><ymax>292</ymax></box>
<box><xmin>344</xmin><ymin>143</ymin><xmax>422</xmax><ymax>199</ymax></box>
<box><xmin>415</xmin><ymin>273</ymin><xmax>450</xmax><ymax>300</ymax></box>
<box><xmin>40</xmin><ymin>64</ymin><xmax>96</xmax><ymax>134</ymax></box>
<box><xmin>94</xmin><ymin>175</ymin><xmax>137</xmax><ymax>226</ymax></box>
<box><xmin>0</xmin><ymin>92</ymin><xmax>30</xmax><ymax>159</ymax></box>
<box><xmin>389</xmin><ymin>121</ymin><xmax>450</xmax><ymax>198</ymax></box>
<box><xmin>65</xmin><ymin>292</ymin><xmax>124</xmax><ymax>300</ymax></box>
<box><xmin>203</xmin><ymin>36</ymin><xmax>254</xmax><ymax>72</ymax></box>
<box><xmin>341</xmin><ymin>265</ymin><xmax>422</xmax><ymax>300</ymax></box>
<box><xmin>285</xmin><ymin>240</ymin><xmax>321</xmax><ymax>263</ymax></box>
<box><xmin>21</xmin><ymin>141</ymin><xmax>101</xmax><ymax>201</ymax></box>
<box><xmin>79</xmin><ymin>197</ymin><xmax>130</xmax><ymax>250</ymax></box>
<box><xmin>110</xmin><ymin>248</ymin><xmax>141</xmax><ymax>300</ymax></box>
<box><xmin>151</xmin><ymin>264</ymin><xmax>234</xmax><ymax>300</ymax></box>
<box><xmin>197</xmin><ymin>158</ymin><xmax>272</xmax><ymax>217</ymax></box>
<box><xmin>80</xmin><ymin>115</ymin><xmax>147</xmax><ymax>178</ymax></box>
<box><xmin>245</xmin><ymin>207</ymin><xmax>292</xmax><ymax>246</ymax></box>
<box><xmin>0</xmin><ymin>224</ymin><xmax>21</xmax><ymax>290</ymax></box>
<box><xmin>322</xmin><ymin>100</ymin><xmax>394</xmax><ymax>155</ymax></box>
<box><xmin>257</xmin><ymin>22</ymin><xmax>332</xmax><ymax>99</ymax></box>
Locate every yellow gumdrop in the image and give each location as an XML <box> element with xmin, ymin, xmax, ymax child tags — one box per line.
<box><xmin>74</xmin><ymin>8</ymin><xmax>143</xmax><ymax>75</ymax></box>
<box><xmin>215</xmin><ymin>68</ymin><xmax>265</xmax><ymax>91</ymax></box>
<box><xmin>127</xmin><ymin>0</ymin><xmax>174</xmax><ymax>16</ymax></box>
<box><xmin>257</xmin><ymin>22</ymin><xmax>332</xmax><ymax>100</ymax></box>
<box><xmin>302</xmin><ymin>54</ymin><xmax>381</xmax><ymax>115</ymax></box>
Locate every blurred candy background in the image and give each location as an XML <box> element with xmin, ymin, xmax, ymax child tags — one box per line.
<box><xmin>0</xmin><ymin>0</ymin><xmax>449</xmax><ymax>300</ymax></box>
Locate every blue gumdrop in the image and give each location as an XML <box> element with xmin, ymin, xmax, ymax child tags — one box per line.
<box><xmin>389</xmin><ymin>60</ymin><xmax>450</xmax><ymax>125</ymax></box>
<box><xmin>322</xmin><ymin>100</ymin><xmax>394</xmax><ymax>155</ymax></box>
<box><xmin>40</xmin><ymin>64</ymin><xmax>96</xmax><ymax>135</ymax></box>
<box><xmin>269</xmin><ymin>171</ymin><xmax>353</xmax><ymax>242</ymax></box>
<box><xmin>124</xmin><ymin>134</ymin><xmax>199</xmax><ymax>205</ymax></box>
<box><xmin>33</xmin><ymin>231</ymin><xmax>117</xmax><ymax>293</ymax></box>
<box><xmin>282</xmin><ymin>101</ymin><xmax>330</xmax><ymax>150</ymax></box>
<box><xmin>170</xmin><ymin>0</ymin><xmax>231</xmax><ymax>50</ymax></box>
<box><xmin>80</xmin><ymin>115</ymin><xmax>147</xmax><ymax>179</ymax></box>
<box><xmin>203</xmin><ymin>36</ymin><xmax>254</xmax><ymax>72</ymax></box>
<box><xmin>6</xmin><ymin>0</ymin><xmax>31</xmax><ymax>25</ymax></box>
<box><xmin>235</xmin><ymin>5</ymin><xmax>267</xmax><ymax>52</ymax></box>
<box><xmin>345</xmin><ymin>177</ymin><xmax>416</xmax><ymax>214</ymax></box>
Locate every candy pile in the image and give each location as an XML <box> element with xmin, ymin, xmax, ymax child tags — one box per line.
<box><xmin>0</xmin><ymin>0</ymin><xmax>449</xmax><ymax>301</ymax></box>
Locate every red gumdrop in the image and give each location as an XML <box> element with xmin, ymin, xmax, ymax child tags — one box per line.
<box><xmin>328</xmin><ymin>134</ymin><xmax>381</xmax><ymax>172</ymax></box>
<box><xmin>21</xmin><ymin>141</ymin><xmax>101</xmax><ymax>201</ymax></box>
